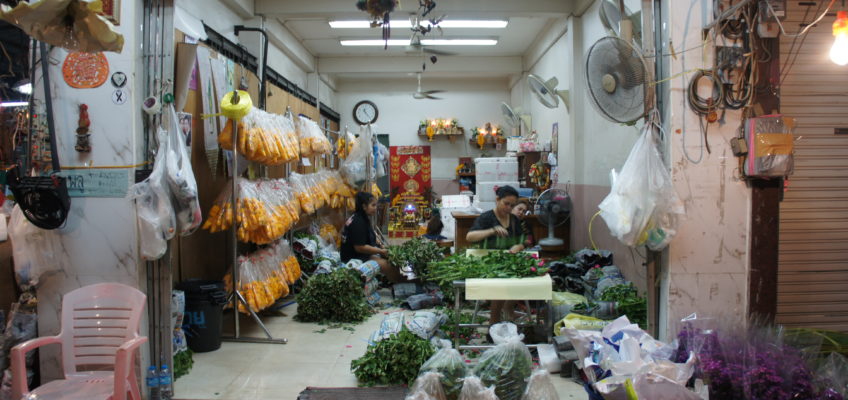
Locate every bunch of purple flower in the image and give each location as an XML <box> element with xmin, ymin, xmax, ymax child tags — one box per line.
<box><xmin>674</xmin><ymin>325</ymin><xmax>844</xmax><ymax>400</ymax></box>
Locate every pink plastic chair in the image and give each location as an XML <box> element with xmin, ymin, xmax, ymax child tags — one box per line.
<box><xmin>11</xmin><ymin>283</ymin><xmax>148</xmax><ymax>400</ymax></box>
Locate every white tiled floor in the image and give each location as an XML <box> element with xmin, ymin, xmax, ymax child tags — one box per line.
<box><xmin>175</xmin><ymin>303</ymin><xmax>586</xmax><ymax>399</ymax></box>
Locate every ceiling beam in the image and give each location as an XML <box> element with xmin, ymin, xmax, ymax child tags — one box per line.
<box><xmin>317</xmin><ymin>56</ymin><xmax>522</xmax><ymax>75</ymax></box>
<box><xmin>265</xmin><ymin>18</ymin><xmax>316</xmax><ymax>72</ymax></box>
<box><xmin>256</xmin><ymin>0</ymin><xmax>573</xmax><ymax>18</ymax></box>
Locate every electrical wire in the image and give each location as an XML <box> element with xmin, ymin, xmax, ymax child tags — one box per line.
<box><xmin>687</xmin><ymin>69</ymin><xmax>724</xmax><ymax>115</ymax></box>
<box><xmin>766</xmin><ymin>0</ymin><xmax>836</xmax><ymax>38</ymax></box>
<box><xmin>779</xmin><ymin>0</ymin><xmax>826</xmax><ymax>87</ymax></box>
<box><xmin>588</xmin><ymin>210</ymin><xmax>602</xmax><ymax>251</ymax></box>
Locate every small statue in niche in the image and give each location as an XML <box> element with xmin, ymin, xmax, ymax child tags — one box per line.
<box><xmin>75</xmin><ymin>103</ymin><xmax>91</xmax><ymax>152</ymax></box>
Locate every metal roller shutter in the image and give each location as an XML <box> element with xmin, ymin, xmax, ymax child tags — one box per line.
<box><xmin>777</xmin><ymin>1</ymin><xmax>848</xmax><ymax>332</ymax></box>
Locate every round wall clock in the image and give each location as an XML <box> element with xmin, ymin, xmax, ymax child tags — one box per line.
<box><xmin>353</xmin><ymin>100</ymin><xmax>378</xmax><ymax>125</ymax></box>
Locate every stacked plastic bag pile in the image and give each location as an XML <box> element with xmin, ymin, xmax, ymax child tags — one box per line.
<box><xmin>223</xmin><ymin>239</ymin><xmax>301</xmax><ymax>313</ymax></box>
<box><xmin>344</xmin><ymin>259</ymin><xmax>383</xmax><ymax>305</ymax></box>
<box><xmin>130</xmin><ymin>105</ymin><xmax>202</xmax><ymax>260</ymax></box>
<box><xmin>561</xmin><ymin>315</ymin><xmax>704</xmax><ymax>400</ymax></box>
<box><xmin>406</xmin><ymin>323</ymin><xmax>560</xmax><ymax>400</ymax></box>
<box><xmin>218</xmin><ymin>107</ymin><xmax>301</xmax><ymax>165</ymax></box>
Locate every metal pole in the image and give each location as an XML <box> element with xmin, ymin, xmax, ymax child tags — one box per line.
<box><xmin>231</xmin><ymin>117</ymin><xmax>240</xmax><ymax>339</ymax></box>
<box><xmin>222</xmin><ymin>106</ymin><xmax>287</xmax><ymax>345</ymax></box>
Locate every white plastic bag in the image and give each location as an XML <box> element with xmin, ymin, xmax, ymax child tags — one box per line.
<box><xmin>8</xmin><ymin>205</ymin><xmax>63</xmax><ymax>287</ymax></box>
<box><xmin>598</xmin><ymin>112</ymin><xmax>684</xmax><ymax>251</ymax></box>
<box><xmin>165</xmin><ymin>105</ymin><xmax>202</xmax><ymax>235</ymax></box>
<box><xmin>340</xmin><ymin>125</ymin><xmax>374</xmax><ymax>187</ymax></box>
<box><xmin>458</xmin><ymin>376</ymin><xmax>499</xmax><ymax>400</ymax></box>
<box><xmin>128</xmin><ymin>128</ymin><xmax>176</xmax><ymax>260</ymax></box>
<box><xmin>521</xmin><ymin>369</ymin><xmax>559</xmax><ymax>400</ymax></box>
<box><xmin>406</xmin><ymin>371</ymin><xmax>448</xmax><ymax>400</ymax></box>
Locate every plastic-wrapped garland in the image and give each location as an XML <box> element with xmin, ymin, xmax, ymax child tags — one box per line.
<box><xmin>218</xmin><ymin>108</ymin><xmax>300</xmax><ymax>165</ymax></box>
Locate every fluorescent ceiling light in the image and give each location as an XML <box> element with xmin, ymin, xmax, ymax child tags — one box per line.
<box><xmin>340</xmin><ymin>38</ymin><xmax>498</xmax><ymax>46</ymax></box>
<box><xmin>329</xmin><ymin>20</ymin><xmax>508</xmax><ymax>29</ymax></box>
<box><xmin>340</xmin><ymin>39</ymin><xmax>410</xmax><ymax>46</ymax></box>
<box><xmin>440</xmin><ymin>20</ymin><xmax>508</xmax><ymax>28</ymax></box>
<box><xmin>0</xmin><ymin>101</ymin><xmax>28</xmax><ymax>108</ymax></box>
<box><xmin>13</xmin><ymin>82</ymin><xmax>32</xmax><ymax>95</ymax></box>
<box><xmin>420</xmin><ymin>39</ymin><xmax>497</xmax><ymax>45</ymax></box>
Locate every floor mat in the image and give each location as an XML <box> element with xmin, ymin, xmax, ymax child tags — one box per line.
<box><xmin>297</xmin><ymin>386</ymin><xmax>408</xmax><ymax>399</ymax></box>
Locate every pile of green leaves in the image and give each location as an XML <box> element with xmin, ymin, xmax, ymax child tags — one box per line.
<box><xmin>599</xmin><ymin>283</ymin><xmax>647</xmax><ymax>329</ymax></box>
<box><xmin>173</xmin><ymin>349</ymin><xmax>194</xmax><ymax>380</ymax></box>
<box><xmin>472</xmin><ymin>234</ymin><xmax>526</xmax><ymax>250</ymax></box>
<box><xmin>426</xmin><ymin>252</ymin><xmax>546</xmax><ymax>285</ymax></box>
<box><xmin>350</xmin><ymin>329</ymin><xmax>435</xmax><ymax>386</ymax></box>
<box><xmin>474</xmin><ymin>342</ymin><xmax>533</xmax><ymax>400</ymax></box>
<box><xmin>387</xmin><ymin>237</ymin><xmax>444</xmax><ymax>277</ymax></box>
<box><xmin>294</xmin><ymin>268</ymin><xmax>372</xmax><ymax>323</ymax></box>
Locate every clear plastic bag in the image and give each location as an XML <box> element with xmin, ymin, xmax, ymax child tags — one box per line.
<box><xmin>407</xmin><ymin>371</ymin><xmax>448</xmax><ymax>400</ymax></box>
<box><xmin>598</xmin><ymin>112</ymin><xmax>684</xmax><ymax>251</ymax></box>
<box><xmin>8</xmin><ymin>205</ymin><xmax>63</xmax><ymax>288</ymax></box>
<box><xmin>458</xmin><ymin>376</ymin><xmax>499</xmax><ymax>400</ymax></box>
<box><xmin>297</xmin><ymin>116</ymin><xmax>332</xmax><ymax>157</ymax></box>
<box><xmin>165</xmin><ymin>105</ymin><xmax>202</xmax><ymax>236</ymax></box>
<box><xmin>128</xmin><ymin>129</ymin><xmax>176</xmax><ymax>260</ymax></box>
<box><xmin>474</xmin><ymin>323</ymin><xmax>533</xmax><ymax>400</ymax></box>
<box><xmin>418</xmin><ymin>339</ymin><xmax>468</xmax><ymax>400</ymax></box>
<box><xmin>521</xmin><ymin>369</ymin><xmax>559</xmax><ymax>400</ymax></box>
<box><xmin>340</xmin><ymin>126</ymin><xmax>373</xmax><ymax>187</ymax></box>
<box><xmin>744</xmin><ymin>114</ymin><xmax>795</xmax><ymax>178</ymax></box>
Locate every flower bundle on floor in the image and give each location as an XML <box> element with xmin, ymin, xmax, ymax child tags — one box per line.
<box><xmin>351</xmin><ymin>328</ymin><xmax>435</xmax><ymax>386</ymax></box>
<box><xmin>675</xmin><ymin>322</ymin><xmax>846</xmax><ymax>400</ymax></box>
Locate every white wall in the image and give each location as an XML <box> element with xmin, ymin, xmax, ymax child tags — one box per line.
<box><xmin>659</xmin><ymin>0</ymin><xmax>750</xmax><ymax>338</ymax></box>
<box><xmin>337</xmin><ymin>78</ymin><xmax>511</xmax><ymax>184</ymax></box>
<box><xmin>512</xmin><ymin>1</ymin><xmax>646</xmax><ymax>293</ymax></box>
<box><xmin>175</xmin><ymin>0</ymin><xmax>336</xmax><ymax>110</ymax></box>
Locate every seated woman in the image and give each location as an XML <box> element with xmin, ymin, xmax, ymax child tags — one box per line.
<box><xmin>511</xmin><ymin>198</ymin><xmax>535</xmax><ymax>249</ymax></box>
<box><xmin>341</xmin><ymin>191</ymin><xmax>403</xmax><ymax>283</ymax></box>
<box><xmin>421</xmin><ymin>213</ymin><xmax>447</xmax><ymax>242</ymax></box>
<box><xmin>466</xmin><ymin>185</ymin><xmax>524</xmax><ymax>325</ymax></box>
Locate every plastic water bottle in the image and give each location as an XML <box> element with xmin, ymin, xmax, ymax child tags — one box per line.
<box><xmin>146</xmin><ymin>365</ymin><xmax>160</xmax><ymax>400</ymax></box>
<box><xmin>159</xmin><ymin>365</ymin><xmax>173</xmax><ymax>400</ymax></box>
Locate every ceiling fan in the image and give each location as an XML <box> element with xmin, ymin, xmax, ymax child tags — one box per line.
<box><xmin>405</xmin><ymin>35</ymin><xmax>456</xmax><ymax>56</ymax></box>
<box><xmin>413</xmin><ymin>72</ymin><xmax>444</xmax><ymax>100</ymax></box>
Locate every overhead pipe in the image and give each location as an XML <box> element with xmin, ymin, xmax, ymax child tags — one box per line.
<box><xmin>234</xmin><ymin>25</ymin><xmax>269</xmax><ymax>110</ymax></box>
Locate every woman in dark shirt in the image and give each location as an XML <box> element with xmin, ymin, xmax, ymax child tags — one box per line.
<box><xmin>466</xmin><ymin>186</ymin><xmax>525</xmax><ymax>253</ymax></box>
<box><xmin>341</xmin><ymin>191</ymin><xmax>402</xmax><ymax>283</ymax></box>
<box><xmin>466</xmin><ymin>185</ymin><xmax>524</xmax><ymax>326</ymax></box>
<box><xmin>511</xmin><ymin>198</ymin><xmax>535</xmax><ymax>248</ymax></box>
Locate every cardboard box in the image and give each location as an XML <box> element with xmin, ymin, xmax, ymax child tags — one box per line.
<box><xmin>475</xmin><ymin>158</ymin><xmax>518</xmax><ymax>182</ymax></box>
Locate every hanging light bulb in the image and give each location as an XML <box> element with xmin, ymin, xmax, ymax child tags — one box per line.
<box><xmin>830</xmin><ymin>11</ymin><xmax>848</xmax><ymax>65</ymax></box>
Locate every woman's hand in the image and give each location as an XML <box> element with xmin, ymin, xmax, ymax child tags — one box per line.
<box><xmin>508</xmin><ymin>244</ymin><xmax>524</xmax><ymax>254</ymax></box>
<box><xmin>492</xmin><ymin>226</ymin><xmax>509</xmax><ymax>237</ymax></box>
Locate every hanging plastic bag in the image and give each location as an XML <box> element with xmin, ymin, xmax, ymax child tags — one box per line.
<box><xmin>8</xmin><ymin>205</ymin><xmax>63</xmax><ymax>288</ymax></box>
<box><xmin>165</xmin><ymin>104</ymin><xmax>202</xmax><ymax>235</ymax></box>
<box><xmin>521</xmin><ymin>369</ymin><xmax>560</xmax><ymax>400</ymax></box>
<box><xmin>598</xmin><ymin>111</ymin><xmax>684</xmax><ymax>251</ymax></box>
<box><xmin>407</xmin><ymin>371</ymin><xmax>448</xmax><ymax>400</ymax></box>
<box><xmin>128</xmin><ymin>129</ymin><xmax>176</xmax><ymax>260</ymax></box>
<box><xmin>458</xmin><ymin>376</ymin><xmax>499</xmax><ymax>400</ymax></box>
<box><xmin>474</xmin><ymin>322</ymin><xmax>533</xmax><ymax>400</ymax></box>
<box><xmin>418</xmin><ymin>339</ymin><xmax>468</xmax><ymax>400</ymax></box>
<box><xmin>340</xmin><ymin>126</ymin><xmax>373</xmax><ymax>187</ymax></box>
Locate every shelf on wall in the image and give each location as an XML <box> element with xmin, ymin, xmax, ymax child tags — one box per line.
<box><xmin>469</xmin><ymin>139</ymin><xmax>506</xmax><ymax>150</ymax></box>
<box><xmin>417</xmin><ymin>127</ymin><xmax>465</xmax><ymax>142</ymax></box>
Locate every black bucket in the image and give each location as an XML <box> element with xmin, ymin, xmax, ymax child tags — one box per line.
<box><xmin>176</xmin><ymin>280</ymin><xmax>227</xmax><ymax>353</ymax></box>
